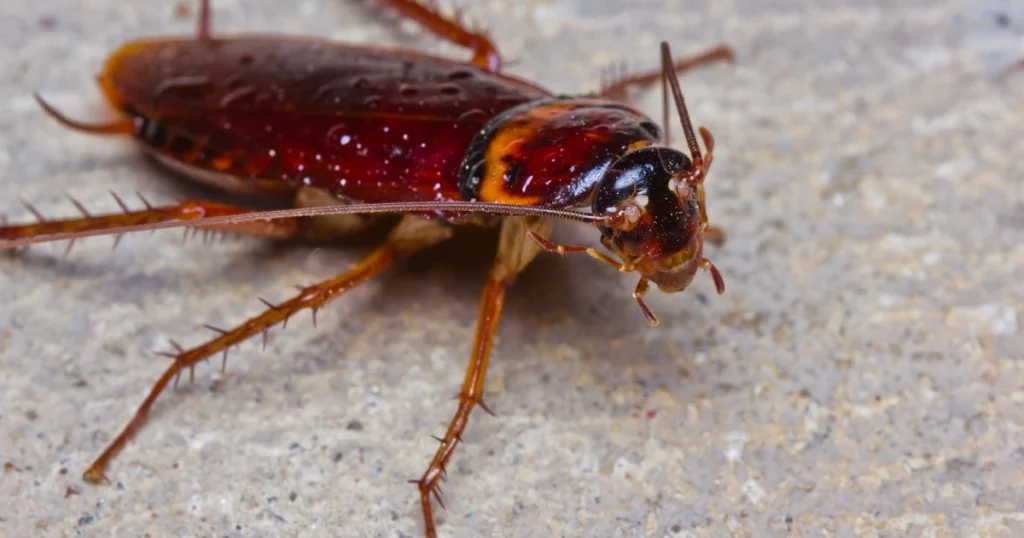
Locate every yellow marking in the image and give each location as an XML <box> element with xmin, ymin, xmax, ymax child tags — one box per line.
<box><xmin>477</xmin><ymin>99</ymin><xmax>653</xmax><ymax>205</ymax></box>
<box><xmin>478</xmin><ymin>123</ymin><xmax>543</xmax><ymax>205</ymax></box>
<box><xmin>477</xmin><ymin>101</ymin><xmax>589</xmax><ymax>206</ymax></box>
<box><xmin>212</xmin><ymin>156</ymin><xmax>233</xmax><ymax>171</ymax></box>
<box><xmin>626</xmin><ymin>139</ymin><xmax>653</xmax><ymax>153</ymax></box>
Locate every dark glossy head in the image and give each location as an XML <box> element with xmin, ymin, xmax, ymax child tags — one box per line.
<box><xmin>592</xmin><ymin>142</ymin><xmax>720</xmax><ymax>295</ymax></box>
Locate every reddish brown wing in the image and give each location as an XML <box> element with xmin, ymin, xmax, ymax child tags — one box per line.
<box><xmin>99</xmin><ymin>37</ymin><xmax>551</xmax><ymax>203</ymax></box>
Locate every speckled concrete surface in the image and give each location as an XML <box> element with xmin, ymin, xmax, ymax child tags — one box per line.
<box><xmin>1</xmin><ymin>1</ymin><xmax>1022</xmax><ymax>537</ymax></box>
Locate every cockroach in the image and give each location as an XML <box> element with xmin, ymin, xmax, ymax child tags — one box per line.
<box><xmin>0</xmin><ymin>1</ymin><xmax>733</xmax><ymax>535</ymax></box>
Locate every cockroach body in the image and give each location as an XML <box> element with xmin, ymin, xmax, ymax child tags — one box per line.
<box><xmin>1</xmin><ymin>1</ymin><xmax>733</xmax><ymax>536</ymax></box>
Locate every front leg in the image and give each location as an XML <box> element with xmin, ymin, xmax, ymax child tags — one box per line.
<box><xmin>414</xmin><ymin>215</ymin><xmax>551</xmax><ymax>538</ymax></box>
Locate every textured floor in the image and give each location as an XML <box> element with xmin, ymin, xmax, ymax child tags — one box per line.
<box><xmin>2</xmin><ymin>0</ymin><xmax>1023</xmax><ymax>537</ymax></box>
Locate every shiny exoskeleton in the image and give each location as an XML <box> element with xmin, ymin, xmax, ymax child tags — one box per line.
<box><xmin>0</xmin><ymin>1</ymin><xmax>734</xmax><ymax>536</ymax></box>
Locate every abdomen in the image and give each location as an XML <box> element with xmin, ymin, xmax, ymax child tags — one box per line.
<box><xmin>99</xmin><ymin>36</ymin><xmax>551</xmax><ymax>203</ymax></box>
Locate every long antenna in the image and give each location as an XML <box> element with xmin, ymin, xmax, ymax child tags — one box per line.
<box><xmin>0</xmin><ymin>200</ymin><xmax>608</xmax><ymax>249</ymax></box>
<box><xmin>661</xmin><ymin>49</ymin><xmax>671</xmax><ymax>147</ymax></box>
<box><xmin>660</xmin><ymin>41</ymin><xmax>702</xmax><ymax>163</ymax></box>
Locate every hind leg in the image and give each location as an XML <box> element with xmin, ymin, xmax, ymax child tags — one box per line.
<box><xmin>80</xmin><ymin>215</ymin><xmax>452</xmax><ymax>483</ymax></box>
<box><xmin>0</xmin><ymin>195</ymin><xmax>305</xmax><ymax>251</ymax></box>
<box><xmin>372</xmin><ymin>0</ymin><xmax>503</xmax><ymax>72</ymax></box>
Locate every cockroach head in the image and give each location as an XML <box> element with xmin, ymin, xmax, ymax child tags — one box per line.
<box><xmin>585</xmin><ymin>41</ymin><xmax>726</xmax><ymax>326</ymax></box>
<box><xmin>592</xmin><ymin>137</ymin><xmax>721</xmax><ymax>296</ymax></box>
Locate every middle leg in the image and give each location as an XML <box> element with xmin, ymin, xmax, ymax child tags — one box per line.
<box><xmin>414</xmin><ymin>215</ymin><xmax>552</xmax><ymax>538</ymax></box>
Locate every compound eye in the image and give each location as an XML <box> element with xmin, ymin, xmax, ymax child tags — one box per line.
<box><xmin>611</xmin><ymin>200</ymin><xmax>643</xmax><ymax>231</ymax></box>
<box><xmin>669</xmin><ymin>176</ymin><xmax>693</xmax><ymax>202</ymax></box>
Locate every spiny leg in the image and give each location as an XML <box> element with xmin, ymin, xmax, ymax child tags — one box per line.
<box><xmin>415</xmin><ymin>216</ymin><xmax>551</xmax><ymax>538</ymax></box>
<box><xmin>0</xmin><ymin>195</ymin><xmax>300</xmax><ymax>250</ymax></box>
<box><xmin>83</xmin><ymin>215</ymin><xmax>452</xmax><ymax>484</ymax></box>
<box><xmin>374</xmin><ymin>0</ymin><xmax>503</xmax><ymax>72</ymax></box>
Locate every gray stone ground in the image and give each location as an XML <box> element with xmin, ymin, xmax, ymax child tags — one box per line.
<box><xmin>1</xmin><ymin>0</ymin><xmax>1022</xmax><ymax>537</ymax></box>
